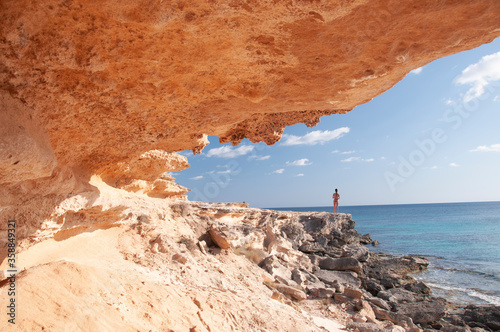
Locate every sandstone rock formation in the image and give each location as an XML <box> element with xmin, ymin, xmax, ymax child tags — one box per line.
<box><xmin>1</xmin><ymin>1</ymin><xmax>500</xmax><ymax>250</ymax></box>
<box><xmin>2</xmin><ymin>199</ymin><xmax>497</xmax><ymax>331</ymax></box>
<box><xmin>1</xmin><ymin>1</ymin><xmax>500</xmax><ymax>330</ymax></box>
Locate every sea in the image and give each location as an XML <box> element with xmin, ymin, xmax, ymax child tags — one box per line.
<box><xmin>271</xmin><ymin>201</ymin><xmax>500</xmax><ymax>307</ymax></box>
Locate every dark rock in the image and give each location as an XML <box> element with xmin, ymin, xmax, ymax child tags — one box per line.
<box><xmin>368</xmin><ymin>297</ymin><xmax>391</xmax><ymax>311</ymax></box>
<box><xmin>280</xmin><ymin>220</ymin><xmax>309</xmax><ymax>246</ymax></box>
<box><xmin>379</xmin><ymin>273</ymin><xmax>405</xmax><ymax>289</ymax></box>
<box><xmin>377</xmin><ymin>290</ymin><xmax>397</xmax><ymax>303</ymax></box>
<box><xmin>291</xmin><ymin>268</ymin><xmax>306</xmax><ymax>286</ymax></box>
<box><xmin>314</xmin><ymin>269</ymin><xmax>361</xmax><ymax>288</ymax></box>
<box><xmin>404</xmin><ymin>281</ymin><xmax>432</xmax><ymax>295</ymax></box>
<box><xmin>440</xmin><ymin>324</ymin><xmax>471</xmax><ymax>332</ymax></box>
<box><xmin>324</xmin><ymin>247</ymin><xmax>343</xmax><ymax>257</ymax></box>
<box><xmin>359</xmin><ymin>233</ymin><xmax>372</xmax><ymax>245</ymax></box>
<box><xmin>301</xmin><ymin>270</ymin><xmax>323</xmax><ymax>285</ymax></box>
<box><xmin>366</xmin><ymin>256</ymin><xmax>429</xmax><ymax>279</ymax></box>
<box><xmin>307</xmin><ymin>254</ymin><xmax>322</xmax><ymax>266</ymax></box>
<box><xmin>372</xmin><ymin>240</ymin><xmax>380</xmax><ymax>247</ymax></box>
<box><xmin>319</xmin><ymin>257</ymin><xmax>363</xmax><ymax>274</ymax></box>
<box><xmin>396</xmin><ymin>298</ymin><xmax>447</xmax><ymax>325</ymax></box>
<box><xmin>299</xmin><ymin>242</ymin><xmax>326</xmax><ymax>254</ymax></box>
<box><xmin>332</xmin><ymin>279</ymin><xmax>344</xmax><ymax>293</ymax></box>
<box><xmin>342</xmin><ymin>244</ymin><xmax>370</xmax><ymax>262</ymax></box>
<box><xmin>364</xmin><ymin>279</ymin><xmax>385</xmax><ymax>296</ymax></box>
<box><xmin>464</xmin><ymin>305</ymin><xmax>500</xmax><ymax>331</ymax></box>
<box><xmin>470</xmin><ymin>327</ymin><xmax>489</xmax><ymax>332</ymax></box>
<box><xmin>387</xmin><ymin>287</ymin><xmax>421</xmax><ymax>303</ymax></box>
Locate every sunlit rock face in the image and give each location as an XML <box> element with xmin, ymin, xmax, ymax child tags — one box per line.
<box><xmin>1</xmin><ymin>0</ymin><xmax>499</xmax><ymax>245</ymax></box>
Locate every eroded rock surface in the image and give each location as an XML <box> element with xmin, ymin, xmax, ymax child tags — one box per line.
<box><xmin>1</xmin><ymin>1</ymin><xmax>500</xmax><ymax>247</ymax></box>
<box><xmin>2</xmin><ymin>199</ymin><xmax>497</xmax><ymax>331</ymax></box>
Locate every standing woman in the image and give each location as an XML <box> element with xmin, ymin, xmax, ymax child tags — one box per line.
<box><xmin>332</xmin><ymin>189</ymin><xmax>340</xmax><ymax>214</ymax></box>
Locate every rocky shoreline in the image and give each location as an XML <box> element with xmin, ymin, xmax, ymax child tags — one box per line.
<box><xmin>2</xmin><ymin>200</ymin><xmax>499</xmax><ymax>331</ymax></box>
<box><xmin>199</xmin><ymin>203</ymin><xmax>500</xmax><ymax>332</ymax></box>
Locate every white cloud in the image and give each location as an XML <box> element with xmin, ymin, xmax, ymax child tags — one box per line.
<box><xmin>332</xmin><ymin>150</ymin><xmax>356</xmax><ymax>154</ymax></box>
<box><xmin>455</xmin><ymin>51</ymin><xmax>500</xmax><ymax>102</ymax></box>
<box><xmin>294</xmin><ymin>173</ymin><xmax>305</xmax><ymax>177</ymax></box>
<box><xmin>206</xmin><ymin>145</ymin><xmax>254</xmax><ymax>158</ymax></box>
<box><xmin>190</xmin><ymin>175</ymin><xmax>203</xmax><ymax>180</ymax></box>
<box><xmin>217</xmin><ymin>170</ymin><xmax>232</xmax><ymax>174</ymax></box>
<box><xmin>470</xmin><ymin>144</ymin><xmax>500</xmax><ymax>152</ymax></box>
<box><xmin>424</xmin><ymin>166</ymin><xmax>438</xmax><ymax>170</ymax></box>
<box><xmin>410</xmin><ymin>67</ymin><xmax>423</xmax><ymax>75</ymax></box>
<box><xmin>286</xmin><ymin>158</ymin><xmax>312</xmax><ymax>166</ymax></box>
<box><xmin>449</xmin><ymin>163</ymin><xmax>460</xmax><ymax>167</ymax></box>
<box><xmin>494</xmin><ymin>95</ymin><xmax>500</xmax><ymax>102</ymax></box>
<box><xmin>249</xmin><ymin>155</ymin><xmax>271</xmax><ymax>161</ymax></box>
<box><xmin>273</xmin><ymin>168</ymin><xmax>285</xmax><ymax>174</ymax></box>
<box><xmin>341</xmin><ymin>157</ymin><xmax>374</xmax><ymax>163</ymax></box>
<box><xmin>282</xmin><ymin>127</ymin><xmax>350</xmax><ymax>146</ymax></box>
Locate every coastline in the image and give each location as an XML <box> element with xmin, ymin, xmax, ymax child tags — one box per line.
<box><xmin>273</xmin><ymin>202</ymin><xmax>500</xmax><ymax>308</ymax></box>
<box><xmin>1</xmin><ymin>200</ymin><xmax>499</xmax><ymax>331</ymax></box>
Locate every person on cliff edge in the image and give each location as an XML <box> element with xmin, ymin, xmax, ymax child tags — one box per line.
<box><xmin>332</xmin><ymin>188</ymin><xmax>340</xmax><ymax>214</ymax></box>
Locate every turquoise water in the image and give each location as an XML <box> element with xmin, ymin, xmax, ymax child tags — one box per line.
<box><xmin>271</xmin><ymin>201</ymin><xmax>500</xmax><ymax>306</ymax></box>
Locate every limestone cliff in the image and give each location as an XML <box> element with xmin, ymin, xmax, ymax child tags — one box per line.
<box><xmin>1</xmin><ymin>0</ymin><xmax>500</xmax><ymax>274</ymax></box>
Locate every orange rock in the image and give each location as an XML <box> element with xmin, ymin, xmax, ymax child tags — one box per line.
<box><xmin>1</xmin><ymin>0</ymin><xmax>500</xmax><ymax>244</ymax></box>
<box><xmin>209</xmin><ymin>228</ymin><xmax>231</xmax><ymax>250</ymax></box>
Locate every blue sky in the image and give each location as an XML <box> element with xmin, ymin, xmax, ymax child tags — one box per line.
<box><xmin>175</xmin><ymin>37</ymin><xmax>500</xmax><ymax>208</ymax></box>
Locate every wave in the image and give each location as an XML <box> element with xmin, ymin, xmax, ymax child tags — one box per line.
<box><xmin>427</xmin><ymin>264</ymin><xmax>500</xmax><ymax>283</ymax></box>
<box><xmin>426</xmin><ymin>282</ymin><xmax>500</xmax><ymax>306</ymax></box>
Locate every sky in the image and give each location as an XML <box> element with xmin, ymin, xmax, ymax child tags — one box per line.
<box><xmin>174</xmin><ymin>37</ymin><xmax>500</xmax><ymax>208</ymax></box>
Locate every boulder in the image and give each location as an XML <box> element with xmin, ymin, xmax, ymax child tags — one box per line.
<box><xmin>377</xmin><ymin>290</ymin><xmax>397</xmax><ymax>303</ymax></box>
<box><xmin>364</xmin><ymin>279</ymin><xmax>385</xmax><ymax>296</ymax></box>
<box><xmin>387</xmin><ymin>287</ymin><xmax>421</xmax><ymax>303</ymax></box>
<box><xmin>299</xmin><ymin>242</ymin><xmax>326</xmax><ymax>254</ymax></box>
<box><xmin>359</xmin><ymin>234</ymin><xmax>372</xmax><ymax>245</ymax></box>
<box><xmin>208</xmin><ymin>228</ymin><xmax>231</xmax><ymax>249</ymax></box>
<box><xmin>404</xmin><ymin>281</ymin><xmax>432</xmax><ymax>295</ymax></box>
<box><xmin>319</xmin><ymin>257</ymin><xmax>363</xmax><ymax>274</ymax></box>
<box><xmin>342</xmin><ymin>244</ymin><xmax>370</xmax><ymax>262</ymax></box>
<box><xmin>265</xmin><ymin>282</ymin><xmax>307</xmax><ymax>301</ymax></box>
<box><xmin>366</xmin><ymin>256</ymin><xmax>429</xmax><ymax>279</ymax></box>
<box><xmin>368</xmin><ymin>297</ymin><xmax>392</xmax><ymax>312</ymax></box>
<box><xmin>314</xmin><ymin>269</ymin><xmax>361</xmax><ymax>288</ymax></box>
<box><xmin>396</xmin><ymin>298</ymin><xmax>447</xmax><ymax>325</ymax></box>
<box><xmin>307</xmin><ymin>287</ymin><xmax>335</xmax><ymax>299</ymax></box>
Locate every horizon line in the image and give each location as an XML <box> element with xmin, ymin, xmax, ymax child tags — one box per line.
<box><xmin>261</xmin><ymin>199</ymin><xmax>500</xmax><ymax>210</ymax></box>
